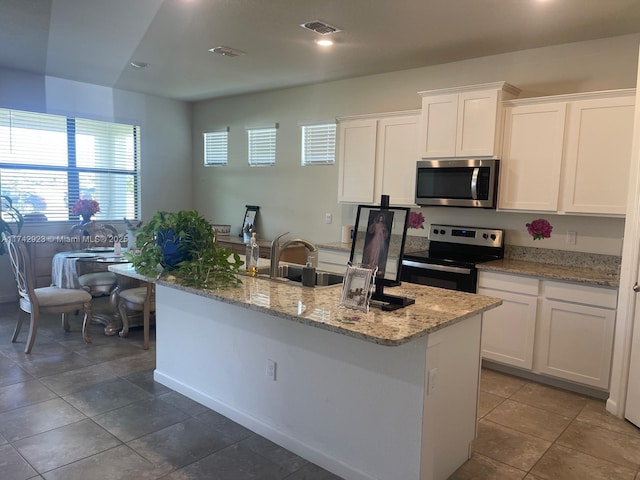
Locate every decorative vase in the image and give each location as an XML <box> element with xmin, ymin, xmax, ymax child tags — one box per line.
<box><xmin>81</xmin><ymin>214</ymin><xmax>92</xmax><ymax>225</ymax></box>
<box><xmin>157</xmin><ymin>229</ymin><xmax>191</xmax><ymax>268</ymax></box>
<box><xmin>127</xmin><ymin>229</ymin><xmax>137</xmax><ymax>250</ymax></box>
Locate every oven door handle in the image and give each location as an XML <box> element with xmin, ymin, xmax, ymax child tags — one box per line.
<box><xmin>402</xmin><ymin>260</ymin><xmax>472</xmax><ymax>275</ymax></box>
<box><xmin>470</xmin><ymin>167</ymin><xmax>479</xmax><ymax>200</ymax></box>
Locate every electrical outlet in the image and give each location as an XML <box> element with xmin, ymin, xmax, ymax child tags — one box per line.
<box><xmin>266</xmin><ymin>359</ymin><xmax>277</xmax><ymax>381</ymax></box>
<box><xmin>566</xmin><ymin>231</ymin><xmax>577</xmax><ymax>245</ymax></box>
<box><xmin>325</xmin><ymin>213</ymin><xmax>332</xmax><ymax>224</ymax></box>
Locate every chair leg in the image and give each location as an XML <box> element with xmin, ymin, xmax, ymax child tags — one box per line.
<box><xmin>62</xmin><ymin>313</ymin><xmax>71</xmax><ymax>332</ymax></box>
<box><xmin>25</xmin><ymin>310</ymin><xmax>39</xmax><ymax>354</ymax></box>
<box><xmin>118</xmin><ymin>300</ymin><xmax>130</xmax><ymax>338</ymax></box>
<box><xmin>11</xmin><ymin>309</ymin><xmax>25</xmax><ymax>343</ymax></box>
<box><xmin>82</xmin><ymin>301</ymin><xmax>93</xmax><ymax>344</ymax></box>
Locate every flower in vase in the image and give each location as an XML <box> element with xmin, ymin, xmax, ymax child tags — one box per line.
<box><xmin>526</xmin><ymin>218</ymin><xmax>553</xmax><ymax>240</ymax></box>
<box><xmin>71</xmin><ymin>199</ymin><xmax>100</xmax><ymax>218</ymax></box>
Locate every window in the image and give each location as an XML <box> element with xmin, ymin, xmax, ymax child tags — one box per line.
<box><xmin>204</xmin><ymin>129</ymin><xmax>229</xmax><ymax>166</ymax></box>
<box><xmin>247</xmin><ymin>125</ymin><xmax>277</xmax><ymax>166</ymax></box>
<box><xmin>301</xmin><ymin>123</ymin><xmax>336</xmax><ymax>166</ymax></box>
<box><xmin>0</xmin><ymin>108</ymin><xmax>140</xmax><ymax>222</ymax></box>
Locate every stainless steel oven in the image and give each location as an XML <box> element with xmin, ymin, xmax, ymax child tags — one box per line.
<box><xmin>401</xmin><ymin>224</ymin><xmax>504</xmax><ymax>293</ymax></box>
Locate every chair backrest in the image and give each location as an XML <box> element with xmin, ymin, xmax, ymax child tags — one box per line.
<box><xmin>69</xmin><ymin>222</ymin><xmax>120</xmax><ymax>248</ymax></box>
<box><xmin>3</xmin><ymin>234</ymin><xmax>36</xmax><ymax>307</ymax></box>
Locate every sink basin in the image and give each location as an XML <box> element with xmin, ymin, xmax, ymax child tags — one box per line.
<box><xmin>255</xmin><ymin>264</ymin><xmax>343</xmax><ymax>288</ymax></box>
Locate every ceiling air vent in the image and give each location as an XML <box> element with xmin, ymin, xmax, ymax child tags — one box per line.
<box><xmin>208</xmin><ymin>46</ymin><xmax>247</xmax><ymax>57</ymax></box>
<box><xmin>300</xmin><ymin>20</ymin><xmax>341</xmax><ymax>35</ymax></box>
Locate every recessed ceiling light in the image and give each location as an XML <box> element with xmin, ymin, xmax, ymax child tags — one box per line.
<box><xmin>315</xmin><ymin>39</ymin><xmax>334</xmax><ymax>47</ymax></box>
<box><xmin>129</xmin><ymin>61</ymin><xmax>149</xmax><ymax>69</ymax></box>
<box><xmin>208</xmin><ymin>46</ymin><xmax>247</xmax><ymax>57</ymax></box>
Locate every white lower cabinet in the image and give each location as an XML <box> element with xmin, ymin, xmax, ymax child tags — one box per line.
<box><xmin>478</xmin><ymin>273</ymin><xmax>538</xmax><ymax>370</ymax></box>
<box><xmin>318</xmin><ymin>248</ymin><xmax>350</xmax><ymax>274</ymax></box>
<box><xmin>479</xmin><ymin>271</ymin><xmax>618</xmax><ymax>390</ymax></box>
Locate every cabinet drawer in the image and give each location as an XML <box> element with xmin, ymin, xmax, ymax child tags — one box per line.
<box><xmin>478</xmin><ymin>271</ymin><xmax>539</xmax><ymax>296</ymax></box>
<box><xmin>543</xmin><ymin>281</ymin><xmax>617</xmax><ymax>309</ymax></box>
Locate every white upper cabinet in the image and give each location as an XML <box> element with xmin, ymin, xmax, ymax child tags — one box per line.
<box><xmin>560</xmin><ymin>95</ymin><xmax>636</xmax><ymax>215</ymax></box>
<box><xmin>337</xmin><ymin>111</ymin><xmax>419</xmax><ymax>205</ymax></box>
<box><xmin>418</xmin><ymin>82</ymin><xmax>520</xmax><ymax>158</ymax></box>
<box><xmin>499</xmin><ymin>102</ymin><xmax>567</xmax><ymax>211</ymax></box>
<box><xmin>499</xmin><ymin>89</ymin><xmax>635</xmax><ymax>216</ymax></box>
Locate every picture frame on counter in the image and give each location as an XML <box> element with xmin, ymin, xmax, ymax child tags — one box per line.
<box><xmin>340</xmin><ymin>264</ymin><xmax>376</xmax><ymax>312</ymax></box>
<box><xmin>240</xmin><ymin>205</ymin><xmax>259</xmax><ymax>239</ymax></box>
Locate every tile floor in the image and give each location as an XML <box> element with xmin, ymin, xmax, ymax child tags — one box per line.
<box><xmin>2</xmin><ymin>301</ymin><xmax>640</xmax><ymax>480</ymax></box>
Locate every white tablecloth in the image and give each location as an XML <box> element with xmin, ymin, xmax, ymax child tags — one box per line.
<box><xmin>51</xmin><ymin>251</ymin><xmax>128</xmax><ymax>289</ymax></box>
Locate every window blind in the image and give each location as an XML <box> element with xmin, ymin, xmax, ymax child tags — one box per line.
<box><xmin>301</xmin><ymin>123</ymin><xmax>336</xmax><ymax>166</ymax></box>
<box><xmin>204</xmin><ymin>130</ymin><xmax>229</xmax><ymax>166</ymax></box>
<box><xmin>248</xmin><ymin>126</ymin><xmax>277</xmax><ymax>166</ymax></box>
<box><xmin>0</xmin><ymin>108</ymin><xmax>140</xmax><ymax>223</ymax></box>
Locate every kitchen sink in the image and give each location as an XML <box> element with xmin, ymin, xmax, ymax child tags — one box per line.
<box><xmin>254</xmin><ymin>264</ymin><xmax>343</xmax><ymax>288</ymax></box>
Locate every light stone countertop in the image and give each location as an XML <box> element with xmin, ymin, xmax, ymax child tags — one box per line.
<box><xmin>477</xmin><ymin>259</ymin><xmax>620</xmax><ymax>288</ymax></box>
<box><xmin>154</xmin><ymin>273</ymin><xmax>502</xmax><ymax>346</ymax></box>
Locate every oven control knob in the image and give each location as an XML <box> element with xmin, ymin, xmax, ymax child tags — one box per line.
<box><xmin>483</xmin><ymin>233</ymin><xmax>488</xmax><ymax>239</ymax></box>
<box><xmin>490</xmin><ymin>234</ymin><xmax>496</xmax><ymax>240</ymax></box>
<box><xmin>439</xmin><ymin>229</ymin><xmax>446</xmax><ymax>235</ymax></box>
<box><xmin>433</xmin><ymin>228</ymin><xmax>438</xmax><ymax>235</ymax></box>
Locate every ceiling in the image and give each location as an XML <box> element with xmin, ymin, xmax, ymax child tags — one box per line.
<box><xmin>2</xmin><ymin>0</ymin><xmax>640</xmax><ymax>102</ymax></box>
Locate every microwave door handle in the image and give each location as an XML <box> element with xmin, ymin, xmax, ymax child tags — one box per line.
<box><xmin>470</xmin><ymin>167</ymin><xmax>479</xmax><ymax>200</ymax></box>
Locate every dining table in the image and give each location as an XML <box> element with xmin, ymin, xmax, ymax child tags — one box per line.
<box><xmin>51</xmin><ymin>248</ymin><xmax>135</xmax><ymax>335</ymax></box>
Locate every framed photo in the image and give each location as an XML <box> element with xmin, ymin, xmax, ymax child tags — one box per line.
<box><xmin>240</xmin><ymin>205</ymin><xmax>259</xmax><ymax>237</ymax></box>
<box><xmin>349</xmin><ymin>205</ymin><xmax>409</xmax><ymax>287</ymax></box>
<box><xmin>340</xmin><ymin>265</ymin><xmax>374</xmax><ymax>312</ymax></box>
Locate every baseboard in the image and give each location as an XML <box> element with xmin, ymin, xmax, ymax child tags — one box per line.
<box><xmin>482</xmin><ymin>359</ymin><xmax>609</xmax><ymax>400</ymax></box>
<box><xmin>154</xmin><ymin>370</ymin><xmax>373</xmax><ymax>480</ymax></box>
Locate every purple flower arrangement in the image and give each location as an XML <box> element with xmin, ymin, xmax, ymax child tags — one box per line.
<box><xmin>408</xmin><ymin>211</ymin><xmax>425</xmax><ymax>229</ymax></box>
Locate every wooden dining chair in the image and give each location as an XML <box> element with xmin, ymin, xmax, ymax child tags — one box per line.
<box><xmin>4</xmin><ymin>234</ymin><xmax>93</xmax><ymax>353</ymax></box>
<box><xmin>118</xmin><ymin>282</ymin><xmax>155</xmax><ymax>350</ymax></box>
<box><xmin>68</xmin><ymin>222</ymin><xmax>119</xmax><ymax>296</ymax></box>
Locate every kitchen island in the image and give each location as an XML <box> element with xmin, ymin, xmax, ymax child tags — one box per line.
<box><xmin>111</xmin><ymin>264</ymin><xmax>501</xmax><ymax>480</ymax></box>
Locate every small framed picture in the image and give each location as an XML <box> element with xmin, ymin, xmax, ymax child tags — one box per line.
<box><xmin>340</xmin><ymin>265</ymin><xmax>374</xmax><ymax>312</ymax></box>
<box><xmin>240</xmin><ymin>205</ymin><xmax>259</xmax><ymax>238</ymax></box>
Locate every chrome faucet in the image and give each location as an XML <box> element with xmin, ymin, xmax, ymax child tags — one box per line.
<box><xmin>269</xmin><ymin>232</ymin><xmax>318</xmax><ymax>278</ymax></box>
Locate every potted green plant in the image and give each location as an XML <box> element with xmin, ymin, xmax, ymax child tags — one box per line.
<box><xmin>1</xmin><ymin>195</ymin><xmax>25</xmax><ymax>255</ymax></box>
<box><xmin>124</xmin><ymin>209</ymin><xmax>244</xmax><ymax>289</ymax></box>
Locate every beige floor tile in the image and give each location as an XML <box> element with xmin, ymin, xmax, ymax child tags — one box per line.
<box><xmin>472</xmin><ymin>419</ymin><xmax>551</xmax><ymax>471</ymax></box>
<box><xmin>523</xmin><ymin>475</ymin><xmax>545</xmax><ymax>480</ymax></box>
<box><xmin>484</xmin><ymin>399</ymin><xmax>572</xmax><ymax>442</ymax></box>
<box><xmin>449</xmin><ymin>453</ymin><xmax>526</xmax><ymax>480</ymax></box>
<box><xmin>530</xmin><ymin>444</ymin><xmax>636</xmax><ymax>480</ymax></box>
<box><xmin>479</xmin><ymin>391</ymin><xmax>505</xmax><ymax>418</ymax></box>
<box><xmin>480</xmin><ymin>369</ymin><xmax>527</xmax><ymax>398</ymax></box>
<box><xmin>509</xmin><ymin>381</ymin><xmax>588</xmax><ymax>418</ymax></box>
<box><xmin>557</xmin><ymin>419</ymin><xmax>640</xmax><ymax>470</ymax></box>
<box><xmin>578</xmin><ymin>399</ymin><xmax>640</xmax><ymax>438</ymax></box>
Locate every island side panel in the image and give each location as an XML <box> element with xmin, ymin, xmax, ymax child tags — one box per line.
<box><xmin>421</xmin><ymin>314</ymin><xmax>482</xmax><ymax>480</ymax></box>
<box><xmin>154</xmin><ymin>284</ymin><xmax>428</xmax><ymax>480</ymax></box>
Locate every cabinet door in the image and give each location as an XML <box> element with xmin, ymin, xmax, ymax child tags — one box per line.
<box><xmin>376</xmin><ymin>114</ymin><xmax>419</xmax><ymax>206</ymax></box>
<box><xmin>498</xmin><ymin>103</ymin><xmax>566</xmax><ymax>211</ymax></box>
<box><xmin>456</xmin><ymin>89</ymin><xmax>500</xmax><ymax>157</ymax></box>
<box><xmin>536</xmin><ymin>299</ymin><xmax>615</xmax><ymax>389</ymax></box>
<box><xmin>337</xmin><ymin>119</ymin><xmax>377</xmax><ymax>203</ymax></box>
<box><xmin>419</xmin><ymin>94</ymin><xmax>458</xmax><ymax>158</ymax></box>
<box><xmin>561</xmin><ymin>96</ymin><xmax>635</xmax><ymax>215</ymax></box>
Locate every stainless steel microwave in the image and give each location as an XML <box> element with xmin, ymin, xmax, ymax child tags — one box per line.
<box><xmin>415</xmin><ymin>158</ymin><xmax>499</xmax><ymax>208</ymax></box>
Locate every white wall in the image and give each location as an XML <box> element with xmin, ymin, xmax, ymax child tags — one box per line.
<box><xmin>191</xmin><ymin>34</ymin><xmax>640</xmax><ymax>255</ymax></box>
<box><xmin>0</xmin><ymin>68</ymin><xmax>193</xmax><ymax>301</ymax></box>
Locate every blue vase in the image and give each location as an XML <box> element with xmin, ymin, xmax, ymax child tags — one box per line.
<box><xmin>157</xmin><ymin>229</ymin><xmax>190</xmax><ymax>268</ymax></box>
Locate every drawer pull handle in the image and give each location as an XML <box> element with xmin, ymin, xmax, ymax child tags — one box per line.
<box><xmin>634</xmin><ymin>283</ymin><xmax>640</xmax><ymax>293</ymax></box>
